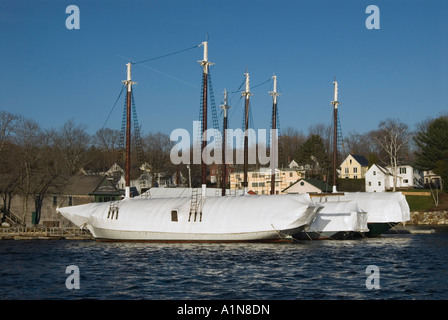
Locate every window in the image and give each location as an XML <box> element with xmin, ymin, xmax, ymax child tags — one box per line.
<box><xmin>403</xmin><ymin>179</ymin><xmax>409</xmax><ymax>184</ymax></box>
<box><xmin>171</xmin><ymin>210</ymin><xmax>178</xmax><ymax>222</ymax></box>
<box><xmin>68</xmin><ymin>196</ymin><xmax>73</xmax><ymax>206</ymax></box>
<box><xmin>400</xmin><ymin>167</ymin><xmax>407</xmax><ymax>174</ymax></box>
<box><xmin>373</xmin><ymin>171</ymin><xmax>376</xmax><ymax>176</ymax></box>
<box><xmin>52</xmin><ymin>196</ymin><xmax>58</xmax><ymax>206</ymax></box>
<box><xmin>345</xmin><ymin>168</ymin><xmax>349</xmax><ymax>174</ymax></box>
<box><xmin>289</xmin><ymin>172</ymin><xmax>293</xmax><ymax>177</ymax></box>
<box><xmin>252</xmin><ymin>182</ymin><xmax>258</xmax><ymax>187</ymax></box>
<box><xmin>378</xmin><ymin>181</ymin><xmax>381</xmax><ymax>186</ymax></box>
<box><xmin>368</xmin><ymin>182</ymin><xmax>372</xmax><ymax>186</ymax></box>
<box><xmin>353</xmin><ymin>167</ymin><xmax>358</xmax><ymax>173</ymax></box>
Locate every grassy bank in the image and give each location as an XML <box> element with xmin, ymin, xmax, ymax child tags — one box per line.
<box><xmin>404</xmin><ymin>189</ymin><xmax>447</xmax><ymax>211</ymax></box>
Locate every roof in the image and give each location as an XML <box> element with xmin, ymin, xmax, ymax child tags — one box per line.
<box><xmin>63</xmin><ymin>175</ymin><xmax>105</xmax><ymax>195</ymax></box>
<box><xmin>349</xmin><ymin>154</ymin><xmax>369</xmax><ymax>166</ymax></box>
<box><xmin>282</xmin><ymin>178</ymin><xmax>332</xmax><ymax>193</ymax></box>
<box><xmin>90</xmin><ymin>176</ymin><xmax>122</xmax><ymax>196</ymax></box>
<box><xmin>368</xmin><ymin>163</ymin><xmax>392</xmax><ymax>176</ymax></box>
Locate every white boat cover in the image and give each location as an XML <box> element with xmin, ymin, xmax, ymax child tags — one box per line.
<box><xmin>326</xmin><ymin>192</ymin><xmax>410</xmax><ymax>223</ymax></box>
<box><xmin>139</xmin><ymin>187</ymin><xmax>243</xmax><ymax>198</ymax></box>
<box><xmin>307</xmin><ymin>200</ymin><xmax>369</xmax><ymax>233</ymax></box>
<box><xmin>58</xmin><ymin>193</ymin><xmax>317</xmax><ymax>240</ymax></box>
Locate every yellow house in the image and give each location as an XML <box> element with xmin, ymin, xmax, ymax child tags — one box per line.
<box><xmin>339</xmin><ymin>154</ymin><xmax>369</xmax><ymax>179</ymax></box>
<box><xmin>230</xmin><ymin>167</ymin><xmax>303</xmax><ymax>195</ymax></box>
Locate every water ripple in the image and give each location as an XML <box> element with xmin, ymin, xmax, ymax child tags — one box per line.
<box><xmin>1</xmin><ymin>232</ymin><xmax>448</xmax><ymax>300</ymax></box>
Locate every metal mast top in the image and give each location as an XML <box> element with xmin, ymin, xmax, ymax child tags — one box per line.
<box><xmin>269</xmin><ymin>75</ymin><xmax>280</xmax><ymax>103</ymax></box>
<box><xmin>198</xmin><ymin>41</ymin><xmax>214</xmax><ymax>74</ymax></box>
<box><xmin>331</xmin><ymin>79</ymin><xmax>340</xmax><ymax>109</ymax></box>
<box><xmin>331</xmin><ymin>79</ymin><xmax>340</xmax><ymax>193</ymax></box>
<box><xmin>122</xmin><ymin>62</ymin><xmax>136</xmax><ymax>199</ymax></box>
<box><xmin>221</xmin><ymin>89</ymin><xmax>230</xmax><ymax>116</ymax></box>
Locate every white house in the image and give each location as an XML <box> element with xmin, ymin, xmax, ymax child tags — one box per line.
<box><xmin>365</xmin><ymin>164</ymin><xmax>424</xmax><ymax>192</ymax></box>
<box><xmin>423</xmin><ymin>170</ymin><xmax>443</xmax><ymax>189</ymax></box>
<box><xmin>365</xmin><ymin>164</ymin><xmax>391</xmax><ymax>192</ymax></box>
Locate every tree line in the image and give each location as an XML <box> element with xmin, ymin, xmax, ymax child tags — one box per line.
<box><xmin>279</xmin><ymin>114</ymin><xmax>448</xmax><ymax>192</ymax></box>
<box><xmin>1</xmin><ymin>110</ymin><xmax>447</xmax><ymax>223</ymax></box>
<box><xmin>0</xmin><ymin>112</ymin><xmax>177</xmax><ymax>223</ymax></box>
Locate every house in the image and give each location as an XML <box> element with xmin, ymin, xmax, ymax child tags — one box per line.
<box><xmin>5</xmin><ymin>175</ymin><xmax>111</xmax><ymax>227</ymax></box>
<box><xmin>229</xmin><ymin>164</ymin><xmax>303</xmax><ymax>195</ymax></box>
<box><xmin>340</xmin><ymin>154</ymin><xmax>369</xmax><ymax>179</ymax></box>
<box><xmin>89</xmin><ymin>176</ymin><xmax>123</xmax><ymax>202</ymax></box>
<box><xmin>365</xmin><ymin>164</ymin><xmax>424</xmax><ymax>192</ymax></box>
<box><xmin>423</xmin><ymin>170</ymin><xmax>443</xmax><ymax>189</ymax></box>
<box><xmin>282</xmin><ymin>178</ymin><xmax>332</xmax><ymax>194</ymax></box>
<box><xmin>365</xmin><ymin>164</ymin><xmax>391</xmax><ymax>192</ymax></box>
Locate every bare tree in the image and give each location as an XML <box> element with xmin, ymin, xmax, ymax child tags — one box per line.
<box><xmin>0</xmin><ymin>111</ymin><xmax>21</xmax><ymax>223</ymax></box>
<box><xmin>143</xmin><ymin>132</ymin><xmax>174</xmax><ymax>187</ymax></box>
<box><xmin>94</xmin><ymin>127</ymin><xmax>121</xmax><ymax>151</ymax></box>
<box><xmin>278</xmin><ymin>127</ymin><xmax>305</xmax><ymax>167</ymax></box>
<box><xmin>374</xmin><ymin>119</ymin><xmax>410</xmax><ymax>191</ymax></box>
<box><xmin>0</xmin><ymin>111</ymin><xmax>20</xmax><ymax>155</ymax></box>
<box><xmin>55</xmin><ymin>119</ymin><xmax>91</xmax><ymax>174</ymax></box>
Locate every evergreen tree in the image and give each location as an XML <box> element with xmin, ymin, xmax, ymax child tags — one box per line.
<box><xmin>414</xmin><ymin>116</ymin><xmax>448</xmax><ymax>190</ymax></box>
<box><xmin>296</xmin><ymin>134</ymin><xmax>330</xmax><ymax>180</ymax></box>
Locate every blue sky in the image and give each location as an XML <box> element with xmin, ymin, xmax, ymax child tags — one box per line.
<box><xmin>1</xmin><ymin>0</ymin><xmax>447</xmax><ymax>138</ymax></box>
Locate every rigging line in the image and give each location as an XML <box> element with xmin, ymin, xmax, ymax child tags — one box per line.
<box><xmin>227</xmin><ymin>77</ymin><xmax>271</xmax><ymax>95</ymax></box>
<box><xmin>102</xmin><ymin>85</ymin><xmax>126</xmax><ymax>129</ymax></box>
<box><xmin>116</xmin><ymin>53</ymin><xmax>199</xmax><ymax>88</ymax></box>
<box><xmin>251</xmin><ymin>78</ymin><xmax>272</xmax><ymax>90</ymax></box>
<box><xmin>131</xmin><ymin>44</ymin><xmax>201</xmax><ymax>65</ymax></box>
<box><xmin>137</xmin><ymin>63</ymin><xmax>199</xmax><ymax>89</ymax></box>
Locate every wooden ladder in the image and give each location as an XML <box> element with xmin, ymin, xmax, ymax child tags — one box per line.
<box><xmin>189</xmin><ymin>188</ymin><xmax>202</xmax><ymax>222</ymax></box>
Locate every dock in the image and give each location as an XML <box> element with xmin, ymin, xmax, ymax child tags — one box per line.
<box><xmin>0</xmin><ymin>226</ymin><xmax>93</xmax><ymax>240</ymax></box>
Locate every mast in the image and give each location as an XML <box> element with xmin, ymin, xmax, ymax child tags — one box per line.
<box><xmin>331</xmin><ymin>78</ymin><xmax>340</xmax><ymax>193</ymax></box>
<box><xmin>198</xmin><ymin>41</ymin><xmax>213</xmax><ymax>188</ymax></box>
<box><xmin>220</xmin><ymin>90</ymin><xmax>231</xmax><ymax>196</ymax></box>
<box><xmin>269</xmin><ymin>75</ymin><xmax>280</xmax><ymax>195</ymax></box>
<box><xmin>122</xmin><ymin>62</ymin><xmax>136</xmax><ymax>198</ymax></box>
<box><xmin>241</xmin><ymin>72</ymin><xmax>252</xmax><ymax>195</ymax></box>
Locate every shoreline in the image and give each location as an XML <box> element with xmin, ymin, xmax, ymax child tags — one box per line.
<box><xmin>1</xmin><ymin>224</ymin><xmax>447</xmax><ymax>240</ymax></box>
<box><xmin>0</xmin><ymin>226</ymin><xmax>93</xmax><ymax>240</ymax></box>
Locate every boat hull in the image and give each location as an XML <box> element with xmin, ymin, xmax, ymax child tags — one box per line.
<box><xmin>88</xmin><ymin>225</ymin><xmax>307</xmax><ymax>242</ymax></box>
<box><xmin>365</xmin><ymin>222</ymin><xmax>398</xmax><ymax>237</ymax></box>
<box><xmin>293</xmin><ymin>230</ymin><xmax>362</xmax><ymax>240</ymax></box>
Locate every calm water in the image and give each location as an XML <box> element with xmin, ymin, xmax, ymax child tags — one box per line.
<box><xmin>1</xmin><ymin>228</ymin><xmax>448</xmax><ymax>300</ymax></box>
